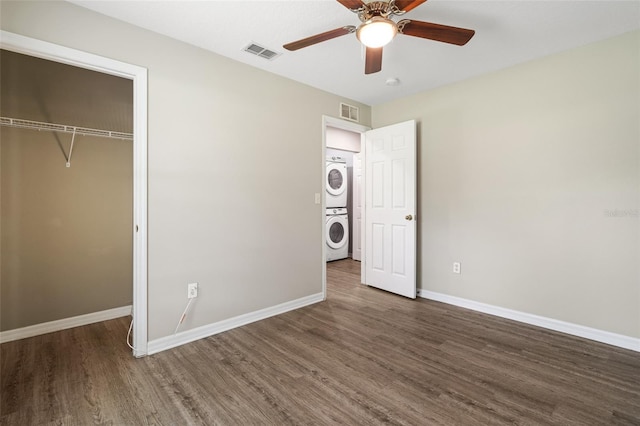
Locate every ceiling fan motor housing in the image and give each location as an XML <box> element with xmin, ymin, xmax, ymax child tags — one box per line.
<box><xmin>357</xmin><ymin>1</ymin><xmax>402</xmax><ymax>21</ymax></box>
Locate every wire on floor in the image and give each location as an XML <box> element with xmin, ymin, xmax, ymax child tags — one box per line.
<box><xmin>126</xmin><ymin>317</ymin><xmax>135</xmax><ymax>350</ymax></box>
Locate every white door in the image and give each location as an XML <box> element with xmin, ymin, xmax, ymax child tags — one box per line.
<box><xmin>352</xmin><ymin>152</ymin><xmax>363</xmax><ymax>261</ymax></box>
<box><xmin>364</xmin><ymin>120</ymin><xmax>416</xmax><ymax>298</ymax></box>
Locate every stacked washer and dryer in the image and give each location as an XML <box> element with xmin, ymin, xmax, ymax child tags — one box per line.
<box><xmin>326</xmin><ymin>156</ymin><xmax>349</xmax><ymax>261</ymax></box>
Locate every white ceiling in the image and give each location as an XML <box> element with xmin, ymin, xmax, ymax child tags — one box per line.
<box><xmin>70</xmin><ymin>0</ymin><xmax>640</xmax><ymax>106</ymax></box>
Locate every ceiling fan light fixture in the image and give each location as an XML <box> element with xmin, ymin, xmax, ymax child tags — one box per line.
<box><xmin>356</xmin><ymin>16</ymin><xmax>398</xmax><ymax>48</ymax></box>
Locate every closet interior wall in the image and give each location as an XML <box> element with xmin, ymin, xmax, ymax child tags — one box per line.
<box><xmin>0</xmin><ymin>50</ymin><xmax>134</xmax><ymax>332</ymax></box>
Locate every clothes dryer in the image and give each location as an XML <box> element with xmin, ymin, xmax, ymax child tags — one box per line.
<box><xmin>326</xmin><ymin>156</ymin><xmax>348</xmax><ymax>208</ymax></box>
<box><xmin>326</xmin><ymin>208</ymin><xmax>349</xmax><ymax>261</ymax></box>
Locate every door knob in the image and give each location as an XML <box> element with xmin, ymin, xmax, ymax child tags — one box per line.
<box><xmin>405</xmin><ymin>214</ymin><xmax>413</xmax><ymax>221</ymax></box>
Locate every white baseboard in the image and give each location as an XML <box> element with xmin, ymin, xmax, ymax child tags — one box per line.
<box><xmin>0</xmin><ymin>305</ymin><xmax>132</xmax><ymax>344</ymax></box>
<box><xmin>148</xmin><ymin>292</ymin><xmax>324</xmax><ymax>355</ymax></box>
<box><xmin>417</xmin><ymin>290</ymin><xmax>639</xmax><ymax>352</ymax></box>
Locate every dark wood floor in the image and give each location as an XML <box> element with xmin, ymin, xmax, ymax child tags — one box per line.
<box><xmin>2</xmin><ymin>259</ymin><xmax>639</xmax><ymax>425</ymax></box>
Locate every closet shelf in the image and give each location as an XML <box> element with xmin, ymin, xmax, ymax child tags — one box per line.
<box><xmin>0</xmin><ymin>116</ymin><xmax>133</xmax><ymax>140</ymax></box>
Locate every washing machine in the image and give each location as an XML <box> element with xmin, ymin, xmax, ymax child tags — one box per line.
<box><xmin>326</xmin><ymin>208</ymin><xmax>349</xmax><ymax>261</ymax></box>
<box><xmin>326</xmin><ymin>156</ymin><xmax>348</xmax><ymax>208</ymax></box>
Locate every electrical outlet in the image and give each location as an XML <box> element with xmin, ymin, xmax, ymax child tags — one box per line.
<box><xmin>453</xmin><ymin>262</ymin><xmax>461</xmax><ymax>274</ymax></box>
<box><xmin>187</xmin><ymin>282</ymin><xmax>198</xmax><ymax>299</ymax></box>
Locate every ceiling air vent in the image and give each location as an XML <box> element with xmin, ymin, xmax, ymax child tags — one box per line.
<box><xmin>340</xmin><ymin>103</ymin><xmax>359</xmax><ymax>122</ymax></box>
<box><xmin>242</xmin><ymin>43</ymin><xmax>281</xmax><ymax>60</ymax></box>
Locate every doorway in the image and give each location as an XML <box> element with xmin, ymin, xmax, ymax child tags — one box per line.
<box><xmin>0</xmin><ymin>31</ymin><xmax>148</xmax><ymax>356</ymax></box>
<box><xmin>322</xmin><ymin>116</ymin><xmax>418</xmax><ymax>301</ymax></box>
<box><xmin>321</xmin><ymin>116</ymin><xmax>369</xmax><ymax>300</ymax></box>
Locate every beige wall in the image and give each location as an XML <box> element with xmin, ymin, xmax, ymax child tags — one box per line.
<box><xmin>0</xmin><ymin>1</ymin><xmax>371</xmax><ymax>340</ymax></box>
<box><xmin>1</xmin><ymin>128</ymin><xmax>133</xmax><ymax>330</ymax></box>
<box><xmin>372</xmin><ymin>31</ymin><xmax>640</xmax><ymax>338</ymax></box>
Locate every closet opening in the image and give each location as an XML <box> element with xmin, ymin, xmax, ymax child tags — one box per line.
<box><xmin>0</xmin><ymin>32</ymin><xmax>148</xmax><ymax>356</ymax></box>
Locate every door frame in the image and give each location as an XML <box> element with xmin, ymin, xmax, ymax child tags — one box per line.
<box><xmin>321</xmin><ymin>116</ymin><xmax>369</xmax><ymax>300</ymax></box>
<box><xmin>1</xmin><ymin>31</ymin><xmax>149</xmax><ymax>357</ymax></box>
<box><xmin>352</xmin><ymin>152</ymin><xmax>363</xmax><ymax>262</ymax></box>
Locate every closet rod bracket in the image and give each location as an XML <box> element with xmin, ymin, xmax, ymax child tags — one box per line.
<box><xmin>66</xmin><ymin>128</ymin><xmax>77</xmax><ymax>168</ymax></box>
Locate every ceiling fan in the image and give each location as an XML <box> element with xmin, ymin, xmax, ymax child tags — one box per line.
<box><xmin>283</xmin><ymin>0</ymin><xmax>475</xmax><ymax>75</ymax></box>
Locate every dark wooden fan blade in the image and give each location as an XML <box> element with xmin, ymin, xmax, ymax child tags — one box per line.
<box><xmin>394</xmin><ymin>0</ymin><xmax>427</xmax><ymax>13</ymax></box>
<box><xmin>398</xmin><ymin>20</ymin><xmax>475</xmax><ymax>45</ymax></box>
<box><xmin>283</xmin><ymin>26</ymin><xmax>356</xmax><ymax>51</ymax></box>
<box><xmin>365</xmin><ymin>47</ymin><xmax>383</xmax><ymax>74</ymax></box>
<box><xmin>336</xmin><ymin>0</ymin><xmax>364</xmax><ymax>10</ymax></box>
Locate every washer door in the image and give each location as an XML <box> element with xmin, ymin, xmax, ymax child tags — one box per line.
<box><xmin>326</xmin><ymin>163</ymin><xmax>346</xmax><ymax>196</ymax></box>
<box><xmin>326</xmin><ymin>216</ymin><xmax>347</xmax><ymax>249</ymax></box>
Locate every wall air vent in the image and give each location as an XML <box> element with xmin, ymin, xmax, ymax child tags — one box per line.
<box><xmin>340</xmin><ymin>103</ymin><xmax>359</xmax><ymax>122</ymax></box>
<box><xmin>242</xmin><ymin>43</ymin><xmax>281</xmax><ymax>60</ymax></box>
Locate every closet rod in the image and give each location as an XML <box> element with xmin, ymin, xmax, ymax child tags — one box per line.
<box><xmin>0</xmin><ymin>116</ymin><xmax>133</xmax><ymax>140</ymax></box>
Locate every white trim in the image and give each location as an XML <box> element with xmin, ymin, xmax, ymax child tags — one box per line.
<box><xmin>0</xmin><ymin>306</ymin><xmax>132</xmax><ymax>344</ymax></box>
<box><xmin>131</xmin><ymin>52</ymin><xmax>149</xmax><ymax>358</ymax></box>
<box><xmin>418</xmin><ymin>289</ymin><xmax>640</xmax><ymax>352</ymax></box>
<box><xmin>321</xmin><ymin>116</ymin><xmax>370</xmax><ymax>300</ymax></box>
<box><xmin>1</xmin><ymin>31</ymin><xmax>149</xmax><ymax>357</ymax></box>
<box><xmin>148</xmin><ymin>293</ymin><xmax>324</xmax><ymax>355</ymax></box>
